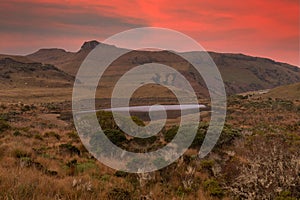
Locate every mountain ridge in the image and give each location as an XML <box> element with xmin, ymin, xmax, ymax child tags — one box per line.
<box><xmin>1</xmin><ymin>40</ymin><xmax>299</xmax><ymax>98</ymax></box>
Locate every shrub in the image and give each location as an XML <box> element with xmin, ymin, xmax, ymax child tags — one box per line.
<box><xmin>200</xmin><ymin>160</ymin><xmax>214</xmax><ymax>170</ymax></box>
<box><xmin>100</xmin><ymin>174</ymin><xmax>111</xmax><ymax>182</ymax></box>
<box><xmin>163</xmin><ymin>123</ymin><xmax>240</xmax><ymax>150</ymax></box>
<box><xmin>66</xmin><ymin>159</ymin><xmax>78</xmax><ymax>176</ymax></box>
<box><xmin>44</xmin><ymin>131</ymin><xmax>61</xmax><ymax>140</ymax></box>
<box><xmin>104</xmin><ymin>129</ymin><xmax>127</xmax><ymax>146</ymax></box>
<box><xmin>76</xmin><ymin>161</ymin><xmax>97</xmax><ymax>173</ymax></box>
<box><xmin>20</xmin><ymin>156</ymin><xmax>33</xmax><ymax>167</ymax></box>
<box><xmin>89</xmin><ymin>129</ymin><xmax>127</xmax><ymax>156</ymax></box>
<box><xmin>66</xmin><ymin>159</ymin><xmax>78</xmax><ymax>167</ymax></box>
<box><xmin>67</xmin><ymin>131</ymin><xmax>79</xmax><ymax>140</ymax></box>
<box><xmin>163</xmin><ymin>122</ymin><xmax>207</xmax><ymax>148</ymax></box>
<box><xmin>107</xmin><ymin>188</ymin><xmax>132</xmax><ymax>200</ymax></box>
<box><xmin>216</xmin><ymin>125</ymin><xmax>241</xmax><ymax>147</ymax></box>
<box><xmin>131</xmin><ymin>135</ymin><xmax>157</xmax><ymax>146</ymax></box>
<box><xmin>13</xmin><ymin>130</ymin><xmax>22</xmax><ymax>136</ymax></box>
<box><xmin>59</xmin><ymin>143</ymin><xmax>80</xmax><ymax>156</ymax></box>
<box><xmin>115</xmin><ymin>170</ymin><xmax>129</xmax><ymax>178</ymax></box>
<box><xmin>176</xmin><ymin>186</ymin><xmax>185</xmax><ymax>197</ymax></box>
<box><xmin>163</xmin><ymin>126</ymin><xmax>178</xmax><ymax>142</ymax></box>
<box><xmin>0</xmin><ymin>119</ymin><xmax>10</xmax><ymax>133</ymax></box>
<box><xmin>97</xmin><ymin>111</ymin><xmax>118</xmax><ymax>130</ymax></box>
<box><xmin>13</xmin><ymin>149</ymin><xmax>31</xmax><ymax>158</ymax></box>
<box><xmin>19</xmin><ymin>126</ymin><xmax>30</xmax><ymax>133</ymax></box>
<box><xmin>44</xmin><ymin>103</ymin><xmax>58</xmax><ymax>111</ymax></box>
<box><xmin>21</xmin><ymin>105</ymin><xmax>31</xmax><ymax>112</ymax></box>
<box><xmin>96</xmin><ymin>111</ymin><xmax>145</xmax><ymax>131</ymax></box>
<box><xmin>34</xmin><ymin>134</ymin><xmax>43</xmax><ymax>140</ymax></box>
<box><xmin>0</xmin><ymin>113</ymin><xmax>9</xmax><ymax>121</ymax></box>
<box><xmin>203</xmin><ymin>178</ymin><xmax>224</xmax><ymax>198</ymax></box>
<box><xmin>131</xmin><ymin>115</ymin><xmax>145</xmax><ymax>127</ymax></box>
<box><xmin>275</xmin><ymin>190</ymin><xmax>297</xmax><ymax>200</ymax></box>
<box><xmin>190</xmin><ymin>123</ymin><xmax>208</xmax><ymax>148</ymax></box>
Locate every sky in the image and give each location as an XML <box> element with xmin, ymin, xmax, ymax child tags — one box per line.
<box><xmin>0</xmin><ymin>0</ymin><xmax>299</xmax><ymax>66</ymax></box>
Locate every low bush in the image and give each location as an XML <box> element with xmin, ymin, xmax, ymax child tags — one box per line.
<box><xmin>163</xmin><ymin>122</ymin><xmax>237</xmax><ymax>149</ymax></box>
<box><xmin>0</xmin><ymin>119</ymin><xmax>10</xmax><ymax>133</ymax></box>
<box><xmin>100</xmin><ymin>174</ymin><xmax>111</xmax><ymax>182</ymax></box>
<box><xmin>203</xmin><ymin>178</ymin><xmax>224</xmax><ymax>198</ymax></box>
<box><xmin>216</xmin><ymin>125</ymin><xmax>241</xmax><ymax>147</ymax></box>
<box><xmin>163</xmin><ymin>126</ymin><xmax>178</xmax><ymax>143</ymax></box>
<box><xmin>13</xmin><ymin>149</ymin><xmax>31</xmax><ymax>158</ymax></box>
<box><xmin>13</xmin><ymin>130</ymin><xmax>22</xmax><ymax>136</ymax></box>
<box><xmin>96</xmin><ymin>111</ymin><xmax>145</xmax><ymax>131</ymax></box>
<box><xmin>44</xmin><ymin>131</ymin><xmax>61</xmax><ymax>140</ymax></box>
<box><xmin>34</xmin><ymin>134</ymin><xmax>43</xmax><ymax>140</ymax></box>
<box><xmin>104</xmin><ymin>129</ymin><xmax>127</xmax><ymax>146</ymax></box>
<box><xmin>131</xmin><ymin>135</ymin><xmax>157</xmax><ymax>146</ymax></box>
<box><xmin>59</xmin><ymin>143</ymin><xmax>80</xmax><ymax>156</ymax></box>
<box><xmin>275</xmin><ymin>190</ymin><xmax>297</xmax><ymax>200</ymax></box>
<box><xmin>76</xmin><ymin>160</ymin><xmax>97</xmax><ymax>173</ymax></box>
<box><xmin>115</xmin><ymin>170</ymin><xmax>129</xmax><ymax>178</ymax></box>
<box><xmin>200</xmin><ymin>160</ymin><xmax>214</xmax><ymax>170</ymax></box>
<box><xmin>67</xmin><ymin>131</ymin><xmax>79</xmax><ymax>140</ymax></box>
<box><xmin>107</xmin><ymin>188</ymin><xmax>132</xmax><ymax>200</ymax></box>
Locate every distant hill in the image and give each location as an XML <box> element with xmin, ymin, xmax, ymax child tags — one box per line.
<box><xmin>259</xmin><ymin>82</ymin><xmax>300</xmax><ymax>101</ymax></box>
<box><xmin>0</xmin><ymin>40</ymin><xmax>298</xmax><ymax>102</ymax></box>
<box><xmin>0</xmin><ymin>57</ymin><xmax>74</xmax><ymax>89</ymax></box>
<box><xmin>0</xmin><ymin>54</ymin><xmax>33</xmax><ymax>63</ymax></box>
<box><xmin>208</xmin><ymin>52</ymin><xmax>300</xmax><ymax>94</ymax></box>
<box><xmin>26</xmin><ymin>40</ymin><xmax>114</xmax><ymax>76</ymax></box>
<box><xmin>25</xmin><ymin>40</ymin><xmax>300</xmax><ymax>97</ymax></box>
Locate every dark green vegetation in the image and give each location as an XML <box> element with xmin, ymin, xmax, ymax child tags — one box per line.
<box><xmin>163</xmin><ymin>123</ymin><xmax>240</xmax><ymax>149</ymax></box>
<box><xmin>203</xmin><ymin>179</ymin><xmax>224</xmax><ymax>198</ymax></box>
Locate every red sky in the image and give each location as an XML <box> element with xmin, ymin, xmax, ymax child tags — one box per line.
<box><xmin>0</xmin><ymin>0</ymin><xmax>299</xmax><ymax>66</ymax></box>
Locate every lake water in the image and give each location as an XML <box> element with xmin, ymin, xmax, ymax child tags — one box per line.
<box><xmin>103</xmin><ymin>104</ymin><xmax>205</xmax><ymax>112</ymax></box>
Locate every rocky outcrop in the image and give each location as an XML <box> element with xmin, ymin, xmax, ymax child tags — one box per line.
<box><xmin>80</xmin><ymin>40</ymin><xmax>100</xmax><ymax>51</ymax></box>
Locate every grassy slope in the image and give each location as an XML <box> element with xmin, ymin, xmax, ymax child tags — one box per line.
<box><xmin>260</xmin><ymin>82</ymin><xmax>300</xmax><ymax>101</ymax></box>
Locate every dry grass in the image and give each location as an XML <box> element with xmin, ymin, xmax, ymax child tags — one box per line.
<box><xmin>0</xmin><ymin>82</ymin><xmax>298</xmax><ymax>199</ymax></box>
<box><xmin>0</xmin><ymin>102</ymin><xmax>218</xmax><ymax>200</ymax></box>
<box><xmin>0</xmin><ymin>88</ymin><xmax>73</xmax><ymax>104</ymax></box>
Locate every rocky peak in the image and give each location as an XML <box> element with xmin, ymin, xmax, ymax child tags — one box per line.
<box><xmin>80</xmin><ymin>40</ymin><xmax>100</xmax><ymax>51</ymax></box>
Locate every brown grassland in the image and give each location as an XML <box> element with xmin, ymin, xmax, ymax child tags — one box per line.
<box><xmin>0</xmin><ymin>84</ymin><xmax>299</xmax><ymax>199</ymax></box>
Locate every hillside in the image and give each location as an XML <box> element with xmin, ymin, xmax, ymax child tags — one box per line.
<box><xmin>27</xmin><ymin>41</ymin><xmax>113</xmax><ymax>76</ymax></box>
<box><xmin>1</xmin><ymin>41</ymin><xmax>299</xmax><ymax>103</ymax></box>
<box><xmin>0</xmin><ymin>54</ymin><xmax>33</xmax><ymax>63</ymax></box>
<box><xmin>0</xmin><ymin>57</ymin><xmax>74</xmax><ymax>103</ymax></box>
<box><xmin>26</xmin><ymin>41</ymin><xmax>300</xmax><ymax>97</ymax></box>
<box><xmin>208</xmin><ymin>52</ymin><xmax>300</xmax><ymax>94</ymax></box>
<box><xmin>259</xmin><ymin>82</ymin><xmax>300</xmax><ymax>101</ymax></box>
<box><xmin>0</xmin><ymin>57</ymin><xmax>74</xmax><ymax>88</ymax></box>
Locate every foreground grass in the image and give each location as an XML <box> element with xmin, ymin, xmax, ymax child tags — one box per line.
<box><xmin>0</xmin><ymin>94</ymin><xmax>298</xmax><ymax>199</ymax></box>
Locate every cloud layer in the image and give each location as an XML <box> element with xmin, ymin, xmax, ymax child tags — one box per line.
<box><xmin>0</xmin><ymin>0</ymin><xmax>299</xmax><ymax>65</ymax></box>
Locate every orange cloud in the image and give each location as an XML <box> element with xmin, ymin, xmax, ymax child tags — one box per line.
<box><xmin>0</xmin><ymin>0</ymin><xmax>299</xmax><ymax>65</ymax></box>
